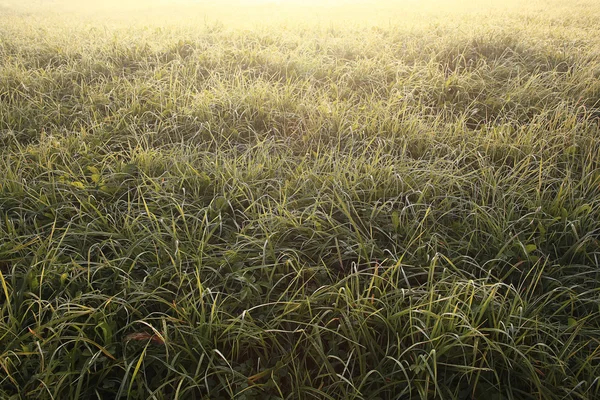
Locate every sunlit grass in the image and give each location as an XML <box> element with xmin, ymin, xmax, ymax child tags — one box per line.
<box><xmin>1</xmin><ymin>0</ymin><xmax>600</xmax><ymax>399</ymax></box>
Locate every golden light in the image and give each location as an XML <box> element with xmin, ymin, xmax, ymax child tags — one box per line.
<box><xmin>3</xmin><ymin>0</ymin><xmax>539</xmax><ymax>28</ymax></box>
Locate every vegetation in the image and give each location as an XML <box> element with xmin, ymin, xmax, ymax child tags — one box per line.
<box><xmin>1</xmin><ymin>0</ymin><xmax>600</xmax><ymax>398</ymax></box>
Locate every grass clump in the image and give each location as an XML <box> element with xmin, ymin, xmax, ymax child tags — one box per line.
<box><xmin>1</xmin><ymin>1</ymin><xmax>600</xmax><ymax>398</ymax></box>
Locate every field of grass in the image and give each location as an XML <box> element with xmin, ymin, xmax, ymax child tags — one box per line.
<box><xmin>1</xmin><ymin>0</ymin><xmax>600</xmax><ymax>398</ymax></box>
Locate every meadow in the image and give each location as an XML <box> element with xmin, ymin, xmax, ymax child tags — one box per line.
<box><xmin>1</xmin><ymin>0</ymin><xmax>600</xmax><ymax>398</ymax></box>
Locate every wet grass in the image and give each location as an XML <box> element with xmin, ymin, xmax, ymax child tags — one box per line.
<box><xmin>1</xmin><ymin>1</ymin><xmax>600</xmax><ymax>398</ymax></box>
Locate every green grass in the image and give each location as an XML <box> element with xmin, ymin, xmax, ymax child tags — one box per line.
<box><xmin>1</xmin><ymin>1</ymin><xmax>600</xmax><ymax>398</ymax></box>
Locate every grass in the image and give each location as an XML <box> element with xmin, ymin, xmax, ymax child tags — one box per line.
<box><xmin>1</xmin><ymin>0</ymin><xmax>600</xmax><ymax>398</ymax></box>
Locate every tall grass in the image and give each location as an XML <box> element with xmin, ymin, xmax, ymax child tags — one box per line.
<box><xmin>1</xmin><ymin>1</ymin><xmax>600</xmax><ymax>398</ymax></box>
